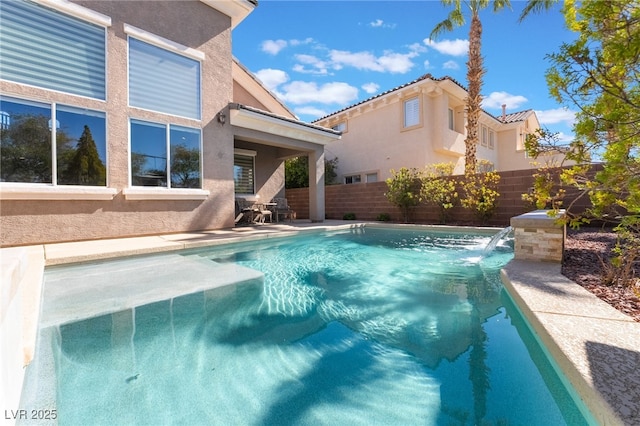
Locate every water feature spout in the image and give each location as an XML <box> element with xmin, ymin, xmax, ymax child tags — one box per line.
<box><xmin>483</xmin><ymin>226</ymin><xmax>513</xmax><ymax>256</ymax></box>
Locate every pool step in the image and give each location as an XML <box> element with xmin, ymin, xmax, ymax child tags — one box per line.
<box><xmin>40</xmin><ymin>254</ymin><xmax>264</xmax><ymax>327</ymax></box>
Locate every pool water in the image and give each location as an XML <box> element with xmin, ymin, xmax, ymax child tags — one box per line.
<box><xmin>33</xmin><ymin>227</ymin><xmax>591</xmax><ymax>425</ymax></box>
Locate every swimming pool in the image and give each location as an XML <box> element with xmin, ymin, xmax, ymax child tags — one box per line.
<box><xmin>25</xmin><ymin>227</ymin><xmax>592</xmax><ymax>425</ymax></box>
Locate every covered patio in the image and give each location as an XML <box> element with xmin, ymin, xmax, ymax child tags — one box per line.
<box><xmin>228</xmin><ymin>103</ymin><xmax>341</xmax><ymax>223</ymax></box>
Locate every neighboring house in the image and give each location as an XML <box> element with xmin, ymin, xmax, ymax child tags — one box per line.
<box><xmin>0</xmin><ymin>0</ymin><xmax>339</xmax><ymax>247</ymax></box>
<box><xmin>313</xmin><ymin>73</ymin><xmax>566</xmax><ymax>184</ymax></box>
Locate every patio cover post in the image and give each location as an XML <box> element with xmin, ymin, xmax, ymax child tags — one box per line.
<box><xmin>308</xmin><ymin>147</ymin><xmax>325</xmax><ymax>222</ymax></box>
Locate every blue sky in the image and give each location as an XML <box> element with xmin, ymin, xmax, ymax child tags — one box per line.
<box><xmin>232</xmin><ymin>1</ymin><xmax>577</xmax><ymax>141</ymax></box>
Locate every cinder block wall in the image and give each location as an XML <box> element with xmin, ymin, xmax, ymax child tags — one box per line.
<box><xmin>286</xmin><ymin>166</ymin><xmax>597</xmax><ymax>227</ymax></box>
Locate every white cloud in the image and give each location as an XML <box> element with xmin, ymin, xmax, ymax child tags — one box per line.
<box><xmin>329</xmin><ymin>49</ymin><xmax>416</xmax><ymax>74</ymax></box>
<box><xmin>255</xmin><ymin>68</ymin><xmax>289</xmax><ymax>91</ymax></box>
<box><xmin>293</xmin><ymin>54</ymin><xmax>330</xmax><ymax>75</ymax></box>
<box><xmin>289</xmin><ymin>37</ymin><xmax>314</xmax><ymax>47</ymax></box>
<box><xmin>554</xmin><ymin>131</ymin><xmax>575</xmax><ymax>143</ymax></box>
<box><xmin>442</xmin><ymin>60</ymin><xmax>459</xmax><ymax>70</ymax></box>
<box><xmin>408</xmin><ymin>43</ymin><xmax>427</xmax><ymax>55</ymax></box>
<box><xmin>423</xmin><ymin>60</ymin><xmax>431</xmax><ymax>69</ymax></box>
<box><xmin>535</xmin><ymin>107</ymin><xmax>576</xmax><ymax>126</ymax></box>
<box><xmin>279</xmin><ymin>81</ymin><xmax>359</xmax><ymax>105</ymax></box>
<box><xmin>424</xmin><ymin>38</ymin><xmax>469</xmax><ymax>57</ymax></box>
<box><xmin>362</xmin><ymin>82</ymin><xmax>380</xmax><ymax>94</ymax></box>
<box><xmin>295</xmin><ymin>106</ymin><xmax>328</xmax><ymax>119</ymax></box>
<box><xmin>261</xmin><ymin>39</ymin><xmax>287</xmax><ymax>55</ymax></box>
<box><xmin>482</xmin><ymin>91</ymin><xmax>528</xmax><ymax>110</ymax></box>
<box><xmin>369</xmin><ymin>19</ymin><xmax>396</xmax><ymax>29</ymax></box>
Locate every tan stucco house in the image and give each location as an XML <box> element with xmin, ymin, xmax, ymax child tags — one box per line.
<box><xmin>314</xmin><ymin>73</ymin><xmax>565</xmax><ymax>184</ymax></box>
<box><xmin>0</xmin><ymin>0</ymin><xmax>339</xmax><ymax>247</ymax></box>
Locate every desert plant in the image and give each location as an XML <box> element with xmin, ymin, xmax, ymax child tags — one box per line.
<box><xmin>420</xmin><ymin>162</ymin><xmax>458</xmax><ymax>223</ymax></box>
<box><xmin>385</xmin><ymin>167</ymin><xmax>422</xmax><ymax>223</ymax></box>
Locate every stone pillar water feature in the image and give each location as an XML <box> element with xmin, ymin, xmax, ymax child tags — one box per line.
<box><xmin>510</xmin><ymin>210</ymin><xmax>566</xmax><ymax>262</ymax></box>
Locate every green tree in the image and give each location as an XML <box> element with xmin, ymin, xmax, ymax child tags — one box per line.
<box><xmin>385</xmin><ymin>167</ymin><xmax>422</xmax><ymax>223</ymax></box>
<box><xmin>285</xmin><ymin>155</ymin><xmax>338</xmax><ymax>188</ymax></box>
<box><xmin>522</xmin><ymin>0</ymin><xmax>639</xmax><ymax>287</ymax></box>
<box><xmin>431</xmin><ymin>0</ymin><xmax>512</xmax><ymax>175</ymax></box>
<box><xmin>0</xmin><ymin>114</ymin><xmax>52</xmax><ymax>182</ymax></box>
<box><xmin>420</xmin><ymin>162</ymin><xmax>458</xmax><ymax>223</ymax></box>
<box><xmin>171</xmin><ymin>144</ymin><xmax>200</xmax><ymax>188</ymax></box>
<box><xmin>60</xmin><ymin>125</ymin><xmax>106</xmax><ymax>186</ymax></box>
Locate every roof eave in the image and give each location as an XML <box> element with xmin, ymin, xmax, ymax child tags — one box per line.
<box><xmin>229</xmin><ymin>104</ymin><xmax>341</xmax><ymax>146</ymax></box>
<box><xmin>200</xmin><ymin>0</ymin><xmax>257</xmax><ymax>29</ymax></box>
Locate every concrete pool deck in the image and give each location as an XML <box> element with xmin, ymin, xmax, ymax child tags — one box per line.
<box><xmin>2</xmin><ymin>221</ymin><xmax>639</xmax><ymax>425</ymax></box>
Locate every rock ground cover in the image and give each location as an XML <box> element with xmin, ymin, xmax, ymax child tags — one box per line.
<box><xmin>562</xmin><ymin>228</ymin><xmax>640</xmax><ymax>322</ymax></box>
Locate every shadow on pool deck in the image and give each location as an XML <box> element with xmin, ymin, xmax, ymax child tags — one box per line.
<box><xmin>3</xmin><ymin>220</ymin><xmax>640</xmax><ymax>425</ymax></box>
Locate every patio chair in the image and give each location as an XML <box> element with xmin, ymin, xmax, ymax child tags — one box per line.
<box><xmin>235</xmin><ymin>198</ymin><xmax>258</xmax><ymax>225</ymax></box>
<box><xmin>271</xmin><ymin>198</ymin><xmax>295</xmax><ymax>223</ymax></box>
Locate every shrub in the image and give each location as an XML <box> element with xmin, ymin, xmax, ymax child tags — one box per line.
<box><xmin>343</xmin><ymin>212</ymin><xmax>356</xmax><ymax>220</ymax></box>
<box><xmin>385</xmin><ymin>167</ymin><xmax>422</xmax><ymax>223</ymax></box>
<box><xmin>460</xmin><ymin>169</ymin><xmax>500</xmax><ymax>224</ymax></box>
<box><xmin>420</xmin><ymin>163</ymin><xmax>458</xmax><ymax>224</ymax></box>
<box><xmin>376</xmin><ymin>213</ymin><xmax>391</xmax><ymax>222</ymax></box>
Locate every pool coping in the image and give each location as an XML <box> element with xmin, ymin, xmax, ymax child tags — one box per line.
<box><xmin>3</xmin><ymin>221</ymin><xmax>639</xmax><ymax>425</ymax></box>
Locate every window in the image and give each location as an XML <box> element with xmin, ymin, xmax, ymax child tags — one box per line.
<box><xmin>481</xmin><ymin>125</ymin><xmax>488</xmax><ymax>146</ymax></box>
<box><xmin>0</xmin><ymin>0</ymin><xmax>106</xmax><ymax>99</ymax></box>
<box><xmin>129</xmin><ymin>38</ymin><xmax>201</xmax><ymax>119</ymax></box>
<box><xmin>130</xmin><ymin>119</ymin><xmax>201</xmax><ymax>188</ymax></box>
<box><xmin>366</xmin><ymin>173</ymin><xmax>378</xmax><ymax>183</ymax></box>
<box><xmin>345</xmin><ymin>174</ymin><xmax>361</xmax><ymax>184</ymax></box>
<box><xmin>234</xmin><ymin>150</ymin><xmax>256</xmax><ymax>194</ymax></box>
<box><xmin>488</xmin><ymin>129</ymin><xmax>495</xmax><ymax>149</ymax></box>
<box><xmin>403</xmin><ymin>97</ymin><xmax>420</xmax><ymax>128</ymax></box>
<box><xmin>332</xmin><ymin>122</ymin><xmax>346</xmax><ymax>132</ymax></box>
<box><xmin>0</xmin><ymin>97</ymin><xmax>106</xmax><ymax>185</ymax></box>
<box><xmin>448</xmin><ymin>108</ymin><xmax>454</xmax><ymax>130</ymax></box>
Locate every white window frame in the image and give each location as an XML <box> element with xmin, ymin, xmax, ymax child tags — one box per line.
<box><xmin>448</xmin><ymin>108</ymin><xmax>454</xmax><ymax>130</ymax></box>
<box><xmin>126</xmin><ymin>25</ymin><xmax>203</xmax><ymax>120</ymax></box>
<box><xmin>488</xmin><ymin>129</ymin><xmax>495</xmax><ymax>149</ymax></box>
<box><xmin>403</xmin><ymin>97</ymin><xmax>420</xmax><ymax>128</ymax></box>
<box><xmin>0</xmin><ymin>0</ymin><xmax>109</xmax><ymax>100</ymax></box>
<box><xmin>124</xmin><ymin>118</ymin><xmax>207</xmax><ymax>200</ymax></box>
<box><xmin>0</xmin><ymin>96</ymin><xmax>116</xmax><ymax>200</ymax></box>
<box><xmin>481</xmin><ymin>125</ymin><xmax>488</xmax><ymax>146</ymax></box>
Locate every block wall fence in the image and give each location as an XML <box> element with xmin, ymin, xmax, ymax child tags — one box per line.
<box><xmin>285</xmin><ymin>167</ymin><xmax>597</xmax><ymax>227</ymax></box>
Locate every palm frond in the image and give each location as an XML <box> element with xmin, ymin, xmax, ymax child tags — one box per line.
<box><xmin>518</xmin><ymin>0</ymin><xmax>559</xmax><ymax>23</ymax></box>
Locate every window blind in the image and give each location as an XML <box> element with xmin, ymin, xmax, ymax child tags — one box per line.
<box><xmin>234</xmin><ymin>154</ymin><xmax>254</xmax><ymax>194</ymax></box>
<box><xmin>404</xmin><ymin>97</ymin><xmax>419</xmax><ymax>127</ymax></box>
<box><xmin>129</xmin><ymin>38</ymin><xmax>201</xmax><ymax>120</ymax></box>
<box><xmin>0</xmin><ymin>0</ymin><xmax>106</xmax><ymax>99</ymax></box>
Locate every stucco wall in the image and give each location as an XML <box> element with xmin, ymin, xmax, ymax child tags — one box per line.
<box><xmin>0</xmin><ymin>1</ymin><xmax>242</xmax><ymax>247</ymax></box>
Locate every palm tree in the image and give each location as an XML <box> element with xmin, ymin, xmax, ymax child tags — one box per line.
<box><xmin>430</xmin><ymin>0</ymin><xmax>511</xmax><ymax>175</ymax></box>
<box><xmin>518</xmin><ymin>0</ymin><xmax>559</xmax><ymax>23</ymax></box>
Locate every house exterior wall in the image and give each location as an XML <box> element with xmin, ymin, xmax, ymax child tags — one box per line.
<box><xmin>324</xmin><ymin>89</ymin><xmax>467</xmax><ymax>184</ymax></box>
<box><xmin>0</xmin><ymin>1</ymin><xmax>239</xmax><ymax>247</ymax></box>
<box><xmin>316</xmin><ymin>77</ymin><xmax>552</xmax><ymax>182</ymax></box>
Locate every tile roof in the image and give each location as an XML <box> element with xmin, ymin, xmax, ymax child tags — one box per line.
<box><xmin>499</xmin><ymin>109</ymin><xmax>534</xmax><ymax>123</ymax></box>
<box><xmin>312</xmin><ymin>73</ymin><xmax>467</xmax><ymax>123</ymax></box>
